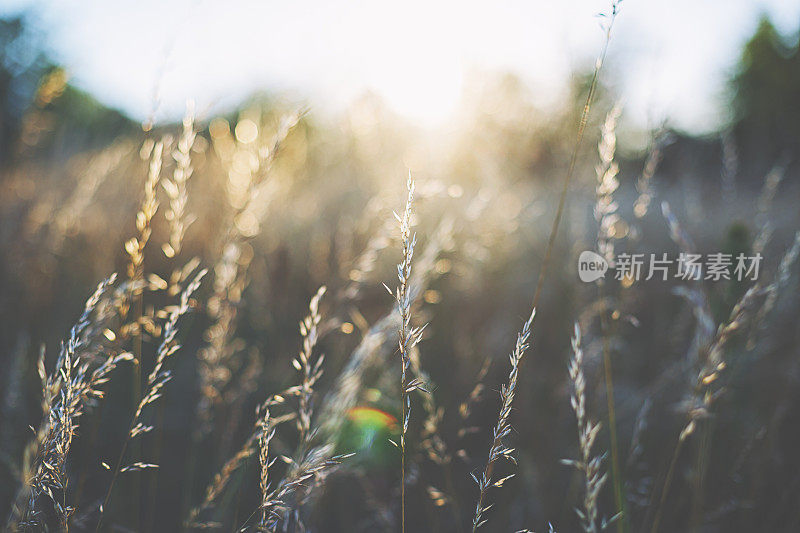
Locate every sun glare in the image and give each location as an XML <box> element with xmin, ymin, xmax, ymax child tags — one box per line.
<box><xmin>368</xmin><ymin>50</ymin><xmax>464</xmax><ymax>126</ymax></box>
<box><xmin>355</xmin><ymin>3</ymin><xmax>465</xmax><ymax>126</ymax></box>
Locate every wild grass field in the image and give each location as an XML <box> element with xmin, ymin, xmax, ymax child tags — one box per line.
<box><xmin>1</xmin><ymin>4</ymin><xmax>800</xmax><ymax>532</ymax></box>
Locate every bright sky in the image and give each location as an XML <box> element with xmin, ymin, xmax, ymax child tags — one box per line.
<box><xmin>3</xmin><ymin>0</ymin><xmax>799</xmax><ymax>133</ymax></box>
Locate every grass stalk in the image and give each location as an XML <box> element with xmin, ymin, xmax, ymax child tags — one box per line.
<box><xmin>392</xmin><ymin>173</ymin><xmax>424</xmax><ymax>533</ymax></box>
<box><xmin>96</xmin><ymin>270</ymin><xmax>206</xmax><ymax>532</ymax></box>
<box><xmin>471</xmin><ymin>309</ymin><xmax>535</xmax><ymax>531</ymax></box>
<box><xmin>529</xmin><ymin>1</ymin><xmax>621</xmax><ymax>314</ymax></box>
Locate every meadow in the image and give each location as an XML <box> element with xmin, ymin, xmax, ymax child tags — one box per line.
<box><xmin>1</xmin><ymin>5</ymin><xmax>800</xmax><ymax>532</ymax></box>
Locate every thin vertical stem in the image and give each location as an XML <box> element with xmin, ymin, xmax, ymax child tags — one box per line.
<box><xmin>649</xmin><ymin>437</ymin><xmax>684</xmax><ymax>533</ymax></box>
<box><xmin>600</xmin><ymin>310</ymin><xmax>625</xmax><ymax>532</ymax></box>
<box><xmin>394</xmin><ymin>173</ymin><xmax>420</xmax><ymax>533</ymax></box>
<box><xmin>530</xmin><ymin>2</ymin><xmax>620</xmax><ymax>314</ymax></box>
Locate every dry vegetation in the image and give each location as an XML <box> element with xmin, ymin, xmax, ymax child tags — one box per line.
<box><xmin>2</xmin><ymin>3</ymin><xmax>800</xmax><ymax>532</ymax></box>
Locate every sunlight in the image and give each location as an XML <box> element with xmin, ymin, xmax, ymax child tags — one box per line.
<box><xmin>370</xmin><ymin>57</ymin><xmax>463</xmax><ymax>126</ymax></box>
<box><xmin>365</xmin><ymin>38</ymin><xmax>464</xmax><ymax>125</ymax></box>
<box><xmin>354</xmin><ymin>2</ymin><xmax>465</xmax><ymax>125</ymax></box>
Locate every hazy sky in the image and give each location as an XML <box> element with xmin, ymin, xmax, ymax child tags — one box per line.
<box><xmin>2</xmin><ymin>0</ymin><xmax>799</xmax><ymax>132</ymax></box>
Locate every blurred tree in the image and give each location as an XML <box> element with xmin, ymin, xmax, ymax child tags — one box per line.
<box><xmin>0</xmin><ymin>15</ymin><xmax>49</xmax><ymax>166</ymax></box>
<box><xmin>0</xmin><ymin>13</ymin><xmax>132</xmax><ymax>168</ymax></box>
<box><xmin>730</xmin><ymin>15</ymin><xmax>800</xmax><ymax>175</ymax></box>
